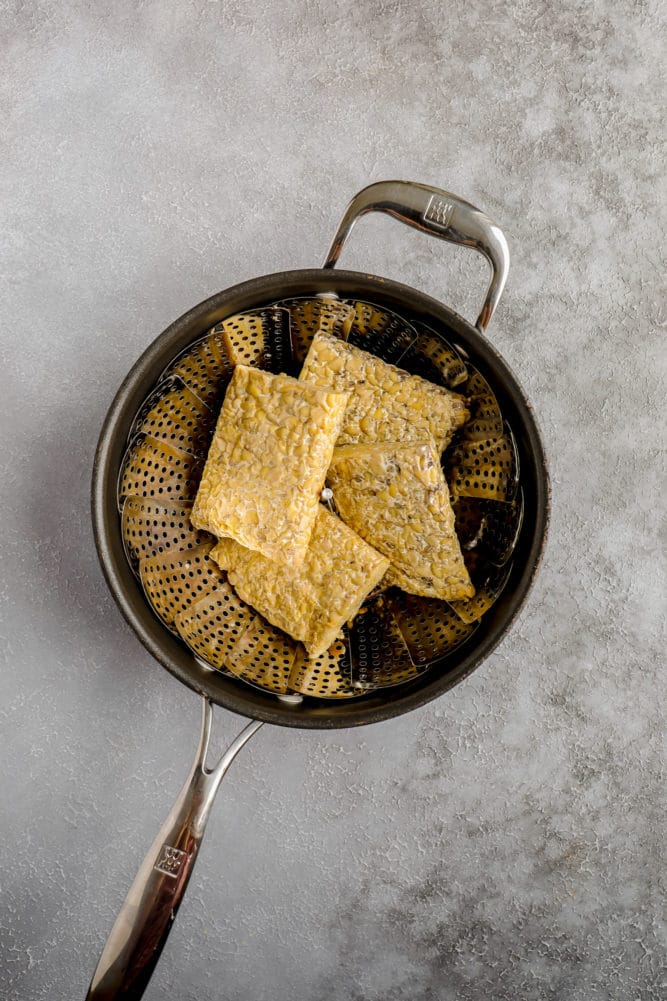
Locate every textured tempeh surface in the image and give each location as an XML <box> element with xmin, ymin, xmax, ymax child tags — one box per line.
<box><xmin>190</xmin><ymin>365</ymin><xmax>349</xmax><ymax>563</ymax></box>
<box><xmin>300</xmin><ymin>330</ymin><xmax>469</xmax><ymax>452</ymax></box>
<box><xmin>328</xmin><ymin>440</ymin><xmax>474</xmax><ymax>601</ymax></box>
<box><xmin>211</xmin><ymin>505</ymin><xmax>390</xmax><ymax>657</ymax></box>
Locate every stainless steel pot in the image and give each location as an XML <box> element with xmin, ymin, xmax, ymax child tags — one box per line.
<box><xmin>87</xmin><ymin>181</ymin><xmax>549</xmax><ymax>1000</ymax></box>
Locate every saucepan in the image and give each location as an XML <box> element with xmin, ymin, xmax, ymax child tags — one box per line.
<box><xmin>88</xmin><ymin>181</ymin><xmax>549</xmax><ymax>999</ymax></box>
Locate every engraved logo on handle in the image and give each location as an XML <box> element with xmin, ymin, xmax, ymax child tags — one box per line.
<box><xmin>154</xmin><ymin>844</ymin><xmax>188</xmax><ymax>878</ymax></box>
<box><xmin>424</xmin><ymin>196</ymin><xmax>454</xmax><ymax>228</ymax></box>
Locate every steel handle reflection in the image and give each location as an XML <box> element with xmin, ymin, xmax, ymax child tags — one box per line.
<box><xmin>85</xmin><ymin>700</ymin><xmax>262</xmax><ymax>1001</ymax></box>
<box><xmin>324</xmin><ymin>179</ymin><xmax>510</xmax><ymax>332</ymax></box>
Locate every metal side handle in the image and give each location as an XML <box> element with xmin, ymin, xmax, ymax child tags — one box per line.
<box><xmin>323</xmin><ymin>180</ymin><xmax>510</xmax><ymax>332</ymax></box>
<box><xmin>85</xmin><ymin>700</ymin><xmax>262</xmax><ymax>1001</ymax></box>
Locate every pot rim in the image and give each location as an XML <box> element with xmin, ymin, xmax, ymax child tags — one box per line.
<box><xmin>92</xmin><ymin>268</ymin><xmax>550</xmax><ymax>729</ymax></box>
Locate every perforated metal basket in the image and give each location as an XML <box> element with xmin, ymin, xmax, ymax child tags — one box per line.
<box><xmin>116</xmin><ymin>297</ymin><xmax>523</xmax><ymax>702</ymax></box>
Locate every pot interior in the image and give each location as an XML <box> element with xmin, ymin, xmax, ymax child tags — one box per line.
<box><xmin>93</xmin><ymin>269</ymin><xmax>549</xmax><ymax>728</ymax></box>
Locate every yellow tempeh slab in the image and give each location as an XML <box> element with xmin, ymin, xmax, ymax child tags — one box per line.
<box><xmin>211</xmin><ymin>506</ymin><xmax>389</xmax><ymax>658</ymax></box>
<box><xmin>191</xmin><ymin>366</ymin><xmax>349</xmax><ymax>565</ymax></box>
<box><xmin>328</xmin><ymin>441</ymin><xmax>474</xmax><ymax>601</ymax></box>
<box><xmin>299</xmin><ymin>331</ymin><xmax>469</xmax><ymax>453</ymax></box>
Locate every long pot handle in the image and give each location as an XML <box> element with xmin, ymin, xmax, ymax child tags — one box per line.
<box><xmin>85</xmin><ymin>699</ymin><xmax>262</xmax><ymax>1001</ymax></box>
<box><xmin>323</xmin><ymin>180</ymin><xmax>510</xmax><ymax>332</ymax></box>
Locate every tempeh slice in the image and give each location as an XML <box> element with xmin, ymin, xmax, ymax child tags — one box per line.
<box><xmin>327</xmin><ymin>441</ymin><xmax>474</xmax><ymax>601</ymax></box>
<box><xmin>300</xmin><ymin>331</ymin><xmax>468</xmax><ymax>452</ymax></box>
<box><xmin>211</xmin><ymin>506</ymin><xmax>389</xmax><ymax>658</ymax></box>
<box><xmin>191</xmin><ymin>366</ymin><xmax>349</xmax><ymax>564</ymax></box>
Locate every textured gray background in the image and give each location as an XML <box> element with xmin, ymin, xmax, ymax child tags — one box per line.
<box><xmin>1</xmin><ymin>1</ymin><xmax>665</xmax><ymax>999</ymax></box>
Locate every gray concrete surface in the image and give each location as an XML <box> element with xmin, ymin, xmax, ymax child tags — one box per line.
<box><xmin>1</xmin><ymin>2</ymin><xmax>665</xmax><ymax>999</ymax></box>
